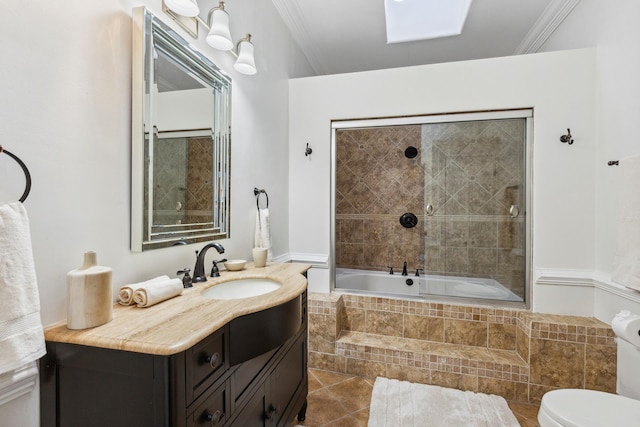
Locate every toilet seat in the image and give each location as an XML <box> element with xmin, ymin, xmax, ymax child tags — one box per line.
<box><xmin>538</xmin><ymin>389</ymin><xmax>640</xmax><ymax>427</ymax></box>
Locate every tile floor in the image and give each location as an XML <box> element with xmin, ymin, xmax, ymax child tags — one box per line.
<box><xmin>294</xmin><ymin>369</ymin><xmax>540</xmax><ymax>427</ymax></box>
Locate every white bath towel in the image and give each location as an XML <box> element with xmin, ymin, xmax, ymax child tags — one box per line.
<box><xmin>254</xmin><ymin>208</ymin><xmax>272</xmax><ymax>260</ymax></box>
<box><xmin>132</xmin><ymin>278</ymin><xmax>183</xmax><ymax>308</ymax></box>
<box><xmin>0</xmin><ymin>202</ymin><xmax>46</xmax><ymax>375</ymax></box>
<box><xmin>612</xmin><ymin>155</ymin><xmax>640</xmax><ymax>291</ymax></box>
<box><xmin>368</xmin><ymin>377</ymin><xmax>519</xmax><ymax>427</ymax></box>
<box><xmin>118</xmin><ymin>275</ymin><xmax>170</xmax><ymax>305</ymax></box>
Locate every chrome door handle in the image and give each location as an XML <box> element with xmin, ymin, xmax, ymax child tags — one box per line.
<box><xmin>509</xmin><ymin>205</ymin><xmax>519</xmax><ymax>218</ymax></box>
<box><xmin>426</xmin><ymin>204</ymin><xmax>434</xmax><ymax>216</ymax></box>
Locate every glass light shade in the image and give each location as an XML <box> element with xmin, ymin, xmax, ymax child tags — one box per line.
<box><xmin>206</xmin><ymin>9</ymin><xmax>233</xmax><ymax>50</ymax></box>
<box><xmin>164</xmin><ymin>0</ymin><xmax>200</xmax><ymax>17</ymax></box>
<box><xmin>234</xmin><ymin>39</ymin><xmax>257</xmax><ymax>75</ymax></box>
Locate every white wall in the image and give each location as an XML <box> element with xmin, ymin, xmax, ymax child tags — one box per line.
<box><xmin>538</xmin><ymin>0</ymin><xmax>640</xmax><ymax>321</ymax></box>
<box><xmin>288</xmin><ymin>49</ymin><xmax>598</xmax><ymax>311</ymax></box>
<box><xmin>157</xmin><ymin>88</ymin><xmax>213</xmax><ymax>130</ymax></box>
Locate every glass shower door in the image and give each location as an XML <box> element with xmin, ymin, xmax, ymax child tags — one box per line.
<box><xmin>421</xmin><ymin>118</ymin><xmax>526</xmax><ymax>301</ymax></box>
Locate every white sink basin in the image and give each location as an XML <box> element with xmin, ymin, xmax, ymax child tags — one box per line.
<box><xmin>202</xmin><ymin>279</ymin><xmax>281</xmax><ymax>300</ymax></box>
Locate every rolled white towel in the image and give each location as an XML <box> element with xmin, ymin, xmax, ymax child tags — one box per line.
<box><xmin>118</xmin><ymin>275</ymin><xmax>170</xmax><ymax>305</ymax></box>
<box><xmin>133</xmin><ymin>278</ymin><xmax>183</xmax><ymax>308</ymax></box>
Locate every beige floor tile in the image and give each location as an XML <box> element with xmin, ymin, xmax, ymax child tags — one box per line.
<box><xmin>311</xmin><ymin>368</ymin><xmax>354</xmax><ymax>387</ymax></box>
<box><xmin>300</xmin><ymin>370</ymin><xmax>536</xmax><ymax>427</ymax></box>
<box><xmin>326</xmin><ymin>377</ymin><xmax>373</xmax><ymax>413</ymax></box>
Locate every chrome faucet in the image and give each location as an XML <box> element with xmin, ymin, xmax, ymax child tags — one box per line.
<box><xmin>401</xmin><ymin>261</ymin><xmax>408</xmax><ymax>276</ymax></box>
<box><xmin>193</xmin><ymin>242</ymin><xmax>225</xmax><ymax>283</ymax></box>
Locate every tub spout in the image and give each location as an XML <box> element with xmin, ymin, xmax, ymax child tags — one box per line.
<box><xmin>402</xmin><ymin>261</ymin><xmax>408</xmax><ymax>276</ymax></box>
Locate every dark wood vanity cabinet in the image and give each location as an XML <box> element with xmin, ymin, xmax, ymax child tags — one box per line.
<box><xmin>41</xmin><ymin>292</ymin><xmax>308</xmax><ymax>427</ymax></box>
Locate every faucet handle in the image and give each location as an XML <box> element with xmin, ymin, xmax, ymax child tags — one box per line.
<box><xmin>210</xmin><ymin>259</ymin><xmax>227</xmax><ymax>277</ymax></box>
<box><xmin>414</xmin><ymin>268</ymin><xmax>424</xmax><ymax>277</ymax></box>
<box><xmin>387</xmin><ymin>266</ymin><xmax>394</xmax><ymax>275</ymax></box>
<box><xmin>177</xmin><ymin>268</ymin><xmax>192</xmax><ymax>288</ymax></box>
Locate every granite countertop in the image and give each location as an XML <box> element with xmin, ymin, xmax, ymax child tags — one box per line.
<box><xmin>44</xmin><ymin>262</ymin><xmax>311</xmax><ymax>356</ymax></box>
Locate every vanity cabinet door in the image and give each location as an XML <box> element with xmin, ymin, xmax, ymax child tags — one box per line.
<box><xmin>230</xmin><ymin>346</ymin><xmax>279</xmax><ymax>407</ymax></box>
<box><xmin>267</xmin><ymin>331</ymin><xmax>307</xmax><ymax>426</ymax></box>
<box><xmin>40</xmin><ymin>342</ymin><xmax>173</xmax><ymax>427</ymax></box>
<box><xmin>229</xmin><ymin>384</ymin><xmax>268</xmax><ymax>427</ymax></box>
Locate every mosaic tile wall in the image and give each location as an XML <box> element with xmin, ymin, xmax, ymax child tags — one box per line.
<box><xmin>335</xmin><ymin>119</ymin><xmax>526</xmax><ymax>296</ymax></box>
<box><xmin>308</xmin><ymin>293</ymin><xmax>617</xmax><ymax>404</ymax></box>
<box><xmin>185</xmin><ymin>137</ymin><xmax>214</xmax><ymax>224</ymax></box>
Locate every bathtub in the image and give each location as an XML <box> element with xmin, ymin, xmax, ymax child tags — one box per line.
<box><xmin>334</xmin><ymin>268</ymin><xmax>522</xmax><ymax>302</ymax></box>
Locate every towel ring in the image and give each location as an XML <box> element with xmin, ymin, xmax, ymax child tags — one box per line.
<box><xmin>0</xmin><ymin>145</ymin><xmax>31</xmax><ymax>202</ymax></box>
<box><xmin>253</xmin><ymin>187</ymin><xmax>269</xmax><ymax>209</ymax></box>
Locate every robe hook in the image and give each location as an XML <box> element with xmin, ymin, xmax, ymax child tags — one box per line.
<box><xmin>560</xmin><ymin>128</ymin><xmax>574</xmax><ymax>145</ymax></box>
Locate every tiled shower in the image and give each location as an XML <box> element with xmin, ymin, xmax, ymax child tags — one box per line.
<box><xmin>335</xmin><ymin>117</ymin><xmax>527</xmax><ymax>300</ymax></box>
<box><xmin>146</xmin><ymin>135</ymin><xmax>214</xmax><ymax>227</ymax></box>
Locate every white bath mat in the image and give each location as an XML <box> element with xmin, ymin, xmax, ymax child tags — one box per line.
<box><xmin>368</xmin><ymin>377</ymin><xmax>520</xmax><ymax>427</ymax></box>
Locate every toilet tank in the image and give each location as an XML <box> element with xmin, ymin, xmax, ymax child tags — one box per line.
<box><xmin>617</xmin><ymin>339</ymin><xmax>640</xmax><ymax>399</ymax></box>
<box><xmin>613</xmin><ymin>311</ymin><xmax>640</xmax><ymax>399</ymax></box>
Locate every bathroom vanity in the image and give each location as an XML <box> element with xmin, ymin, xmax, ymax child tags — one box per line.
<box><xmin>40</xmin><ymin>263</ymin><xmax>310</xmax><ymax>427</ymax></box>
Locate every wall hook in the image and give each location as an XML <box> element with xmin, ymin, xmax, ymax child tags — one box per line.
<box><xmin>304</xmin><ymin>143</ymin><xmax>313</xmax><ymax>157</ymax></box>
<box><xmin>560</xmin><ymin>128</ymin><xmax>574</xmax><ymax>145</ymax></box>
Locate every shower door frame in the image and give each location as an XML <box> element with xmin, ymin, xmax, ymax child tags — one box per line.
<box><xmin>330</xmin><ymin>109</ymin><xmax>533</xmax><ymax>308</ymax></box>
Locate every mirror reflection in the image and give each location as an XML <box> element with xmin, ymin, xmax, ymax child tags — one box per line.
<box><xmin>131</xmin><ymin>7</ymin><xmax>231</xmax><ymax>251</ymax></box>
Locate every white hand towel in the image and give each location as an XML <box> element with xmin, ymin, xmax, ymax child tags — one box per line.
<box><xmin>254</xmin><ymin>208</ymin><xmax>272</xmax><ymax>260</ymax></box>
<box><xmin>133</xmin><ymin>278</ymin><xmax>183</xmax><ymax>308</ymax></box>
<box><xmin>118</xmin><ymin>275</ymin><xmax>170</xmax><ymax>306</ymax></box>
<box><xmin>0</xmin><ymin>202</ymin><xmax>46</xmax><ymax>375</ymax></box>
<box><xmin>612</xmin><ymin>154</ymin><xmax>640</xmax><ymax>291</ymax></box>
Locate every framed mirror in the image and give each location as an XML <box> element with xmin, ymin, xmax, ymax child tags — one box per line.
<box><xmin>131</xmin><ymin>7</ymin><xmax>231</xmax><ymax>251</ymax></box>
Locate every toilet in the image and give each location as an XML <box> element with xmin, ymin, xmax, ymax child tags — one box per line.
<box><xmin>538</xmin><ymin>310</ymin><xmax>640</xmax><ymax>426</ymax></box>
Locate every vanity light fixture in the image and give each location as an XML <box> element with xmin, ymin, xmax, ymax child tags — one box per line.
<box><xmin>233</xmin><ymin>34</ymin><xmax>257</xmax><ymax>75</ymax></box>
<box><xmin>164</xmin><ymin>0</ymin><xmax>200</xmax><ymax>17</ymax></box>
<box><xmin>206</xmin><ymin>2</ymin><xmax>233</xmax><ymax>51</ymax></box>
<box><xmin>162</xmin><ymin>0</ymin><xmax>257</xmax><ymax>75</ymax></box>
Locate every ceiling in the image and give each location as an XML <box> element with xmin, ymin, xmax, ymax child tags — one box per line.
<box><xmin>271</xmin><ymin>0</ymin><xmax>581</xmax><ymax>76</ymax></box>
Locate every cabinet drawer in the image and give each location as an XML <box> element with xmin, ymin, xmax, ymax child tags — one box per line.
<box><xmin>187</xmin><ymin>326</ymin><xmax>228</xmax><ymax>402</ymax></box>
<box><xmin>188</xmin><ymin>382</ymin><xmax>228</xmax><ymax>427</ymax></box>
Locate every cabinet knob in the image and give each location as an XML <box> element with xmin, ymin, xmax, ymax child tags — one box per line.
<box><xmin>205</xmin><ymin>352</ymin><xmax>220</xmax><ymax>369</ymax></box>
<box><xmin>204</xmin><ymin>410</ymin><xmax>223</xmax><ymax>426</ymax></box>
<box><xmin>264</xmin><ymin>404</ymin><xmax>279</xmax><ymax>420</ymax></box>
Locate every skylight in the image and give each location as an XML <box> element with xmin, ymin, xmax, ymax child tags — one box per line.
<box><xmin>384</xmin><ymin>0</ymin><xmax>473</xmax><ymax>44</ymax></box>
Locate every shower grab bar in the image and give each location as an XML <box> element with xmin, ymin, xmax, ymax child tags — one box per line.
<box><xmin>0</xmin><ymin>145</ymin><xmax>31</xmax><ymax>202</ymax></box>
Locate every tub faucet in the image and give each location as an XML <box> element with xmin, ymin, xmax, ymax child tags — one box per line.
<box><xmin>193</xmin><ymin>242</ymin><xmax>225</xmax><ymax>283</ymax></box>
<box><xmin>402</xmin><ymin>261</ymin><xmax>408</xmax><ymax>276</ymax></box>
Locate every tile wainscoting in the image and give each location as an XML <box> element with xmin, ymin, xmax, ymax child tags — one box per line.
<box><xmin>308</xmin><ymin>292</ymin><xmax>616</xmax><ymax>404</ymax></box>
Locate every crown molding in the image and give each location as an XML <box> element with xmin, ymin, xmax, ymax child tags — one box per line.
<box><xmin>515</xmin><ymin>0</ymin><xmax>582</xmax><ymax>54</ymax></box>
<box><xmin>271</xmin><ymin>0</ymin><xmax>329</xmax><ymax>75</ymax></box>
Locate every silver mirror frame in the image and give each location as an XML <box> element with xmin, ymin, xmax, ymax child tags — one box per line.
<box><xmin>131</xmin><ymin>6</ymin><xmax>231</xmax><ymax>252</ymax></box>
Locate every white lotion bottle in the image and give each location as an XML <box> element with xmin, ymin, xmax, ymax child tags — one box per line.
<box><xmin>67</xmin><ymin>251</ymin><xmax>113</xmax><ymax>330</ymax></box>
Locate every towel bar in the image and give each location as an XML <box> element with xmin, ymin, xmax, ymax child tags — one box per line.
<box><xmin>254</xmin><ymin>187</ymin><xmax>269</xmax><ymax>209</ymax></box>
<box><xmin>0</xmin><ymin>146</ymin><xmax>31</xmax><ymax>202</ymax></box>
